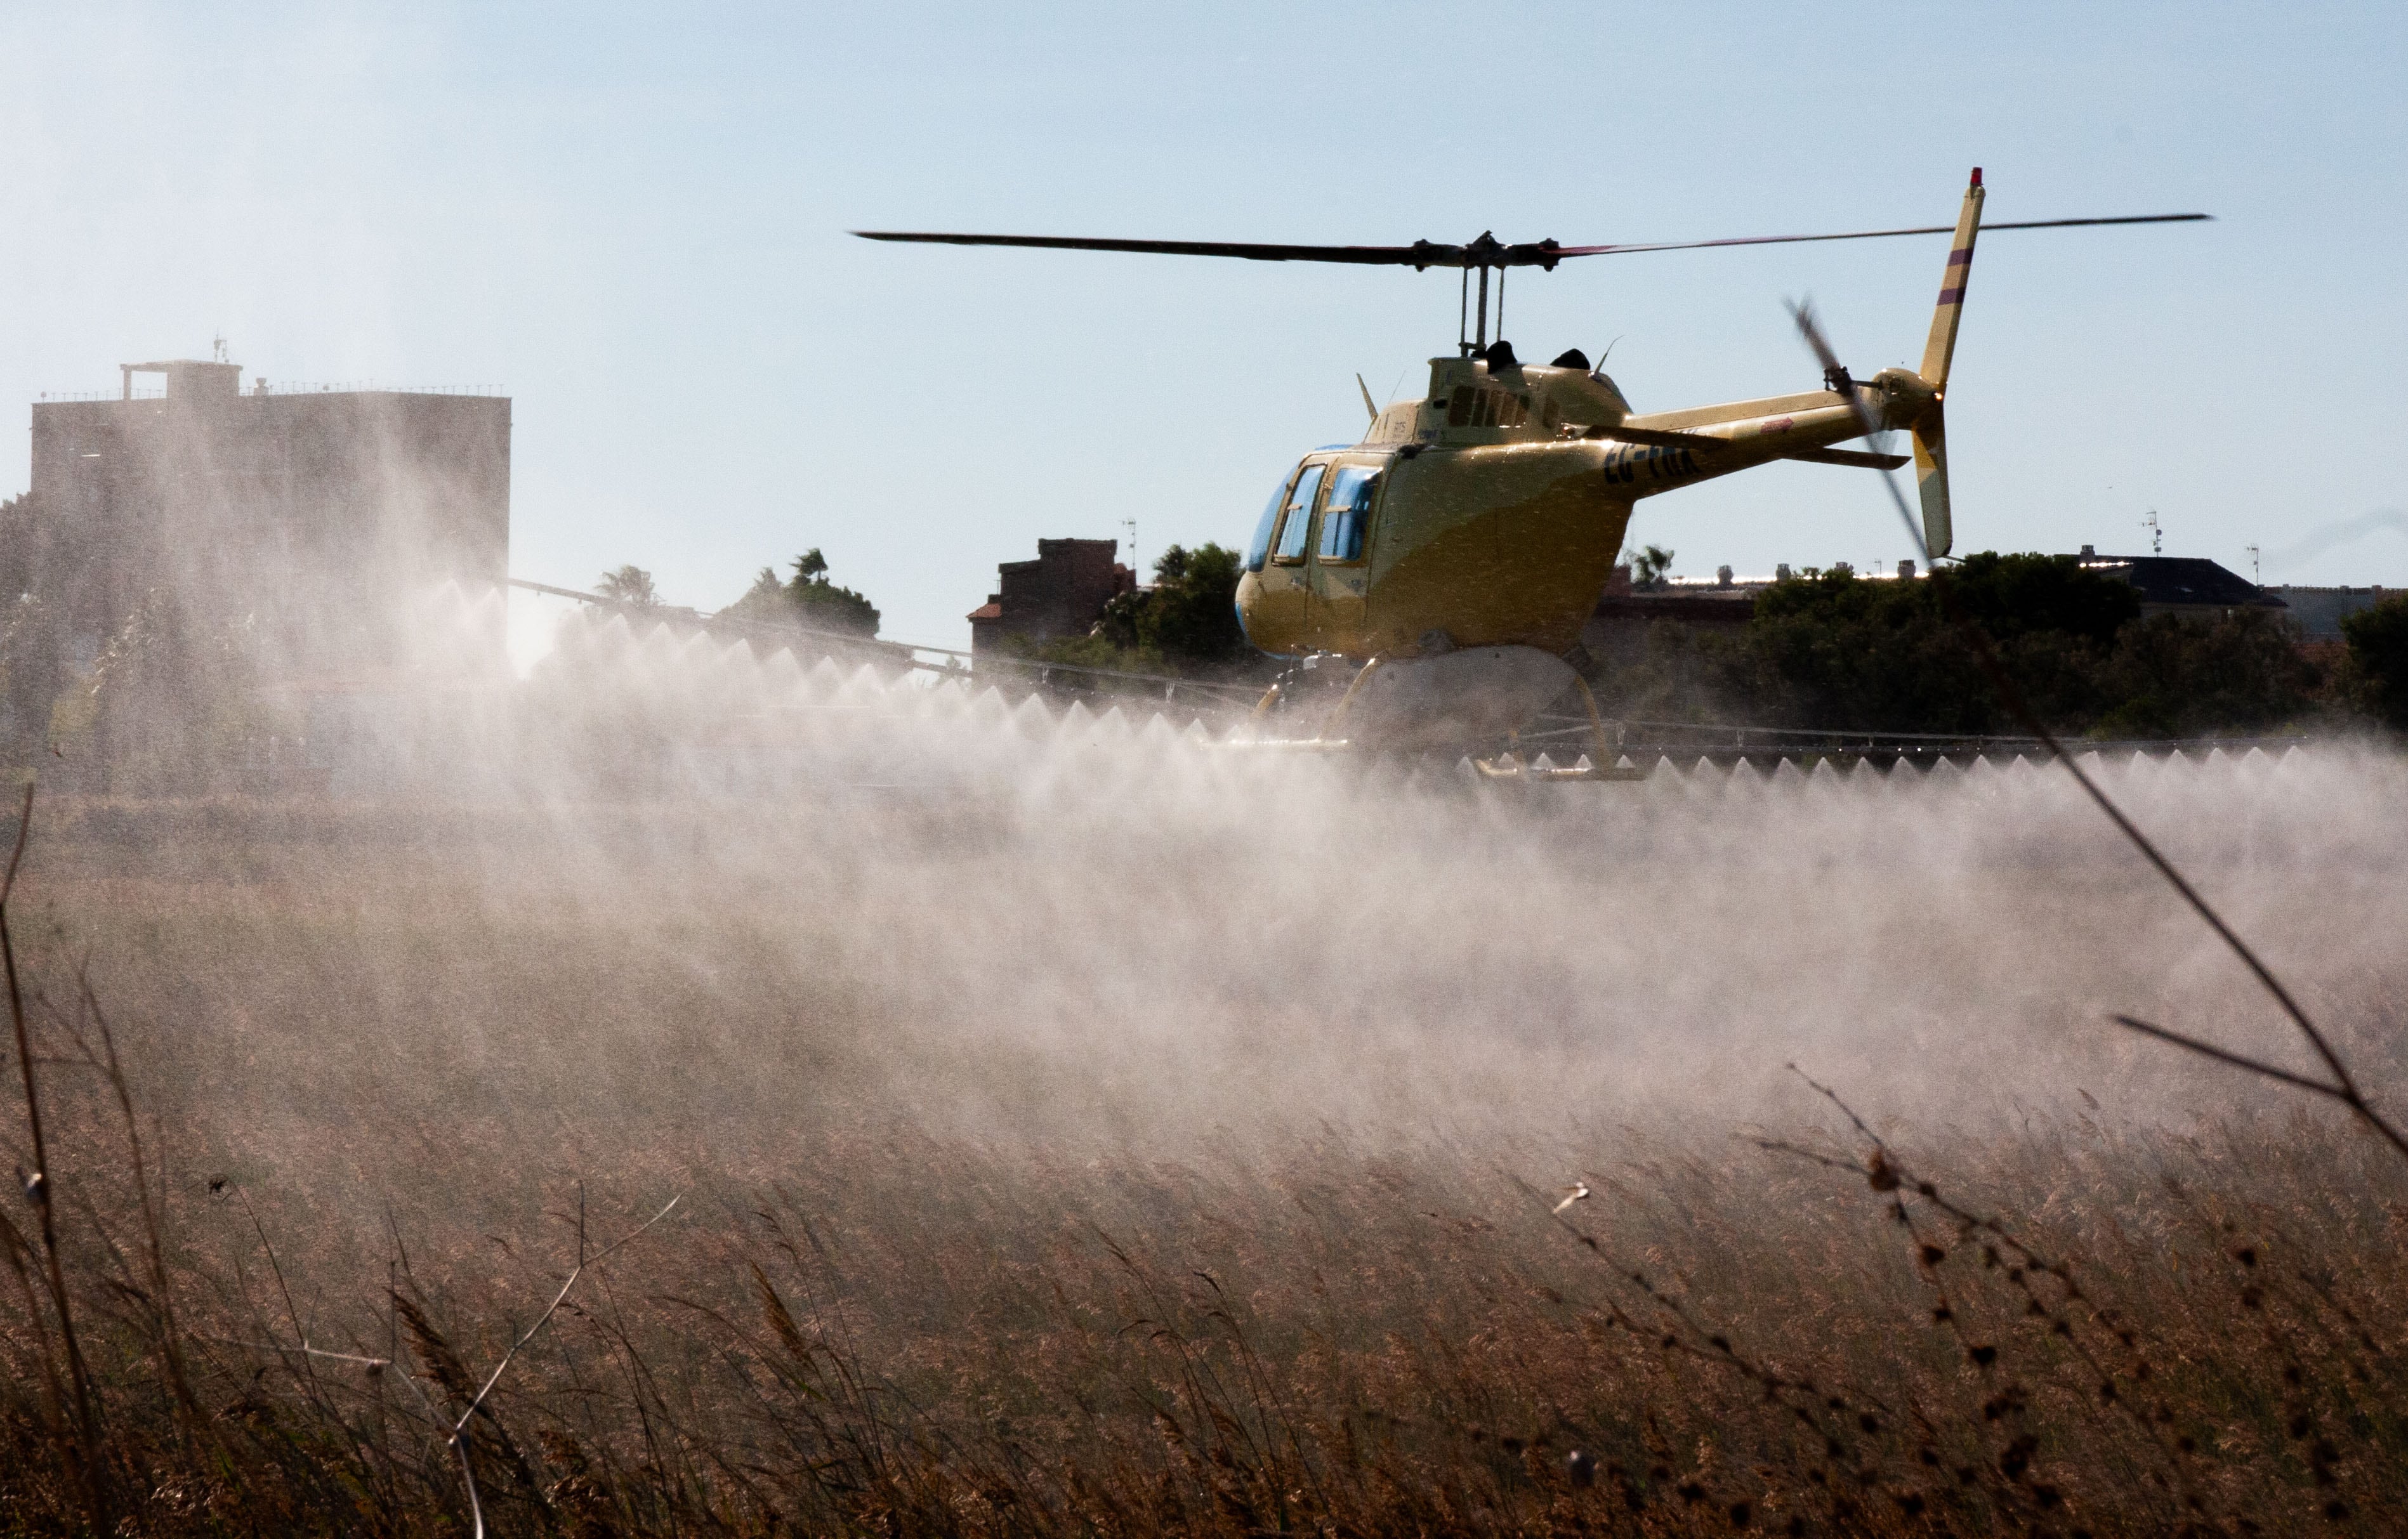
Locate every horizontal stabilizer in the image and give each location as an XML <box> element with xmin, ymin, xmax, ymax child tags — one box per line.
<box><xmin>1608</xmin><ymin>424</ymin><xmax>1905</xmax><ymax>471</ymax></box>
<box><xmin>1602</xmin><ymin>425</ymin><xmax>1723</xmax><ymax>450</ymax></box>
<box><xmin>1782</xmin><ymin>445</ymin><xmax>1910</xmax><ymax>471</ymax></box>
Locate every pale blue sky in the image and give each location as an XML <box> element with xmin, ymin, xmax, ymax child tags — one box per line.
<box><xmin>4</xmin><ymin>3</ymin><xmax>2403</xmax><ymax>646</ymax></box>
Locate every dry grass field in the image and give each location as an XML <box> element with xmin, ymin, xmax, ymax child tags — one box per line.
<box><xmin>4</xmin><ymin>752</ymin><xmax>2406</xmax><ymax>1536</ymax></box>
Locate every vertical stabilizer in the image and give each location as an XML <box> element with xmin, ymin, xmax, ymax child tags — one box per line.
<box><xmin>1911</xmin><ymin>168</ymin><xmax>1983</xmax><ymax>558</ymax></box>
<box><xmin>1921</xmin><ymin>169</ymin><xmax>1986</xmax><ymax>391</ymax></box>
<box><xmin>1913</xmin><ymin>407</ymin><xmax>1951</xmax><ymax>558</ymax></box>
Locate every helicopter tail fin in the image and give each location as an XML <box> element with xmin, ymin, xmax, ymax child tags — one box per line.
<box><xmin>1912</xmin><ymin>405</ymin><xmax>1951</xmax><ymax>558</ymax></box>
<box><xmin>1907</xmin><ymin>169</ymin><xmax>1982</xmax><ymax>558</ymax></box>
<box><xmin>1919</xmin><ymin>169</ymin><xmax>1986</xmax><ymax>393</ymax></box>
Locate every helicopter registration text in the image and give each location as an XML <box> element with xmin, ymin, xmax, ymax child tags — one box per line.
<box><xmin>1605</xmin><ymin>443</ymin><xmax>1701</xmax><ymax>485</ymax></box>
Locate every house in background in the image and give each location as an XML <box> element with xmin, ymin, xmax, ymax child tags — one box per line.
<box><xmin>966</xmin><ymin>537</ymin><xmax>1135</xmax><ymax>657</ymax></box>
<box><xmin>2073</xmin><ymin>546</ymin><xmax>2284</xmax><ymax>621</ymax></box>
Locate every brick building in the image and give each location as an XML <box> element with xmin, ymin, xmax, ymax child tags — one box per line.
<box><xmin>966</xmin><ymin>537</ymin><xmax>1135</xmax><ymax>657</ymax></box>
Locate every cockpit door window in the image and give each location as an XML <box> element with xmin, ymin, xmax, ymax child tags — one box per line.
<box><xmin>1245</xmin><ymin>466</ymin><xmax>1301</xmax><ymax>573</ymax></box>
<box><xmin>1317</xmin><ymin>466</ymin><xmax>1381</xmax><ymax>563</ymax></box>
<box><xmin>1271</xmin><ymin>464</ymin><xmax>1325</xmax><ymax>564</ymax></box>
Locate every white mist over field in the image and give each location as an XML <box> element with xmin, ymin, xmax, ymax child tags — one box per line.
<box><xmin>11</xmin><ymin>589</ymin><xmax>2408</xmax><ymax>1537</ymax></box>
<box><xmin>25</xmin><ymin>591</ymin><xmax>2405</xmax><ymax>1230</ymax></box>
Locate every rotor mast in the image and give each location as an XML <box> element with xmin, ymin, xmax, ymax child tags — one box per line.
<box><xmin>1453</xmin><ymin>232</ymin><xmax>1536</xmax><ymax>355</ymax></box>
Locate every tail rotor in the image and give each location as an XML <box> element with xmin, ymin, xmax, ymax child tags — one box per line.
<box><xmin>1789</xmin><ymin>298</ymin><xmax>1938</xmax><ymax>565</ymax></box>
<box><xmin>1786</xmin><ymin>169</ymin><xmax>1990</xmax><ymax>563</ymax></box>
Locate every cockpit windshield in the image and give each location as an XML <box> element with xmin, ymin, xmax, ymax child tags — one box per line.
<box><xmin>1245</xmin><ymin>467</ymin><xmax>1298</xmax><ymax>573</ymax></box>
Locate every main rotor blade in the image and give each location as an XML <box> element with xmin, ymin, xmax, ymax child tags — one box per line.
<box><xmin>1549</xmin><ymin>212</ymin><xmax>2211</xmax><ymax>259</ymax></box>
<box><xmin>855</xmin><ymin>213</ymin><xmax>2209</xmax><ymax>270</ymax></box>
<box><xmin>852</xmin><ymin>231</ymin><xmax>1479</xmax><ymax>268</ymax></box>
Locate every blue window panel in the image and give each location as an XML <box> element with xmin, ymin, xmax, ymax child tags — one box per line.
<box><xmin>1272</xmin><ymin>464</ymin><xmax>1324</xmax><ymax>562</ymax></box>
<box><xmin>1319</xmin><ymin>466</ymin><xmax>1381</xmax><ymax>561</ymax></box>
<box><xmin>1244</xmin><ymin>468</ymin><xmax>1296</xmax><ymax>573</ymax></box>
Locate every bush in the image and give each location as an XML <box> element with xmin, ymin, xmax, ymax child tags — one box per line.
<box><xmin>2093</xmin><ymin>606</ymin><xmax>2321</xmax><ymax>738</ymax></box>
<box><xmin>2342</xmin><ymin>591</ymin><xmax>2408</xmax><ymax>730</ymax></box>
<box><xmin>1610</xmin><ymin>554</ymin><xmax>2138</xmax><ymax>734</ymax></box>
<box><xmin>723</xmin><ymin>549</ymin><xmax>881</xmax><ymax>638</ymax></box>
<box><xmin>1596</xmin><ymin>553</ymin><xmax>2339</xmax><ymax>738</ymax></box>
<box><xmin>1039</xmin><ymin>542</ymin><xmax>1252</xmax><ymax>676</ymax></box>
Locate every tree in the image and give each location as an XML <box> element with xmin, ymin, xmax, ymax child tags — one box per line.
<box><xmin>725</xmin><ymin>566</ymin><xmax>786</xmax><ymax>620</ymax></box>
<box><xmin>1588</xmin><ymin>552</ymin><xmax>2287</xmax><ymax>736</ymax></box>
<box><xmin>785</xmin><ymin>549</ymin><xmax>880</xmax><ymax>637</ymax></box>
<box><xmin>597</xmin><ymin>565</ymin><xmax>661</xmax><ymax>610</ymax></box>
<box><xmin>2342</xmin><ymin>591</ymin><xmax>2408</xmax><ymax>730</ymax></box>
<box><xmin>720</xmin><ymin>549</ymin><xmax>881</xmax><ymax>638</ymax></box>
<box><xmin>1065</xmin><ymin>542</ymin><xmax>1250</xmax><ymax>674</ymax></box>
<box><xmin>2091</xmin><ymin>607</ymin><xmax>2320</xmax><ymax>738</ymax></box>
<box><xmin>1144</xmin><ymin>544</ymin><xmax>1249</xmax><ymax>665</ymax></box>
<box><xmin>1731</xmin><ymin>553</ymin><xmax>2138</xmax><ymax>733</ymax></box>
<box><xmin>1629</xmin><ymin>544</ymin><xmax>1675</xmax><ymax>591</ymax></box>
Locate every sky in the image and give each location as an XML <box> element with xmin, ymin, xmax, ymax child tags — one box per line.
<box><xmin>3</xmin><ymin>1</ymin><xmax>2404</xmax><ymax>648</ymax></box>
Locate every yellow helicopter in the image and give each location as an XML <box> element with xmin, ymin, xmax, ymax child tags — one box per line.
<box><xmin>857</xmin><ymin>172</ymin><xmax>2205</xmax><ymax>763</ymax></box>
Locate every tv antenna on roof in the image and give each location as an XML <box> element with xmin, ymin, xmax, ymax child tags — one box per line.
<box><xmin>2142</xmin><ymin>509</ymin><xmax>2162</xmax><ymax>554</ymax></box>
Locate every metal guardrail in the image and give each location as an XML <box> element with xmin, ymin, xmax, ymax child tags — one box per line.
<box><xmin>510</xmin><ymin>587</ymin><xmax>2314</xmax><ymax>752</ymax></box>
<box><xmin>1524</xmin><ymin>712</ymin><xmax>2309</xmax><ymax>765</ymax></box>
<box><xmin>506</xmin><ymin>579</ymin><xmax>1265</xmax><ymax>706</ymax></box>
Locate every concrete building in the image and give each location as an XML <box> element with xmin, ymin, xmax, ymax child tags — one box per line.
<box><xmin>2264</xmin><ymin>584</ymin><xmax>2391</xmax><ymax>640</ymax></box>
<box><xmin>3</xmin><ymin>355</ymin><xmax>512</xmax><ymax>786</ymax></box>
<box><xmin>24</xmin><ymin>356</ymin><xmax>511</xmax><ymax>674</ymax></box>
<box><xmin>966</xmin><ymin>537</ymin><xmax>1135</xmax><ymax>657</ymax></box>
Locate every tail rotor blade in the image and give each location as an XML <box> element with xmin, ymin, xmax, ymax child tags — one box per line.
<box><xmin>1788</xmin><ymin>299</ymin><xmax>1933</xmax><ymax>565</ymax></box>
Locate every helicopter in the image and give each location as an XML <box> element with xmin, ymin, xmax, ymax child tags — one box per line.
<box><xmin>857</xmin><ymin>171</ymin><xmax>2207</xmax><ymax>763</ymax></box>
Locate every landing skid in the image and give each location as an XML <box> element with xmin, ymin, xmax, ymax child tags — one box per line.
<box><xmin>1468</xmin><ymin>680</ymin><xmax>1648</xmax><ymax>782</ymax></box>
<box><xmin>1241</xmin><ymin>649</ymin><xmax>1650</xmax><ymax>781</ymax></box>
